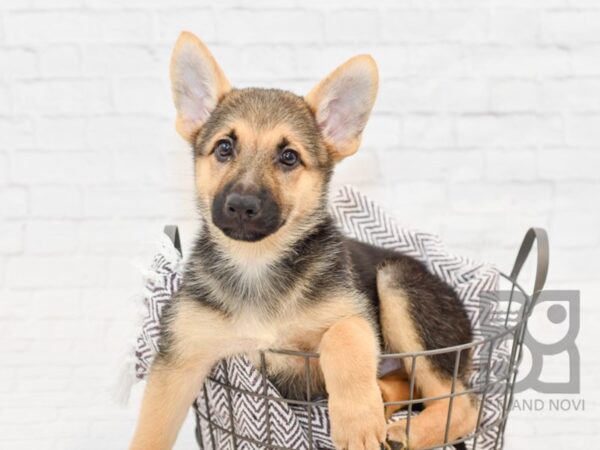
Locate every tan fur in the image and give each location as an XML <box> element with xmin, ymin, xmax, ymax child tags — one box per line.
<box><xmin>167</xmin><ymin>293</ymin><xmax>366</xmax><ymax>359</ymax></box>
<box><xmin>130</xmin><ymin>299</ymin><xmax>229</xmax><ymax>450</ymax></box>
<box><xmin>130</xmin><ymin>361</ymin><xmax>214</xmax><ymax>450</ymax></box>
<box><xmin>378</xmin><ymin>370</ymin><xmax>413</xmax><ymax>419</ymax></box>
<box><xmin>248</xmin><ymin>295</ymin><xmax>369</xmax><ymax>391</ymax></box>
<box><xmin>377</xmin><ymin>269</ymin><xmax>477</xmax><ymax>449</ymax></box>
<box><xmin>320</xmin><ymin>316</ymin><xmax>386</xmax><ymax>450</ymax></box>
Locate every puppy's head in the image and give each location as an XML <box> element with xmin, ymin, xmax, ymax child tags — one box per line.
<box><xmin>171</xmin><ymin>32</ymin><xmax>378</xmax><ymax>244</ymax></box>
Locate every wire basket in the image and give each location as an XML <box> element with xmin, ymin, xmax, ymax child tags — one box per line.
<box><xmin>159</xmin><ymin>227</ymin><xmax>549</xmax><ymax>450</ymax></box>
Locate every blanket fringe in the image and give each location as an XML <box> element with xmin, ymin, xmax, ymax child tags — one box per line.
<box><xmin>111</xmin><ymin>231</ymin><xmax>182</xmax><ymax>406</ymax></box>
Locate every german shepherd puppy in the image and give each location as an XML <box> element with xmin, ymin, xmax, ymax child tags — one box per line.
<box><xmin>129</xmin><ymin>32</ymin><xmax>477</xmax><ymax>450</ymax></box>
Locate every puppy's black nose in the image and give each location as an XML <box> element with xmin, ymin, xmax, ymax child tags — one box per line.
<box><xmin>224</xmin><ymin>193</ymin><xmax>262</xmax><ymax>221</ymax></box>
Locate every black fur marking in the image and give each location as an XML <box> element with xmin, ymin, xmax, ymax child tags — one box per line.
<box><xmin>155</xmin><ymin>300</ymin><xmax>178</xmax><ymax>362</ymax></box>
<box><xmin>344</xmin><ymin>240</ymin><xmax>472</xmax><ymax>380</ymax></box>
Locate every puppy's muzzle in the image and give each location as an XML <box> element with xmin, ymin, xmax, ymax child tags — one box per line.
<box><xmin>212</xmin><ymin>185</ymin><xmax>283</xmax><ymax>242</ymax></box>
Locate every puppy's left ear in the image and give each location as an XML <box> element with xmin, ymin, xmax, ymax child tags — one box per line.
<box><xmin>305</xmin><ymin>55</ymin><xmax>378</xmax><ymax>161</ymax></box>
<box><xmin>170</xmin><ymin>31</ymin><xmax>231</xmax><ymax>143</ymax></box>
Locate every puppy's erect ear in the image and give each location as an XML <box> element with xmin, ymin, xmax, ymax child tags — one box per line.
<box><xmin>305</xmin><ymin>55</ymin><xmax>378</xmax><ymax>161</ymax></box>
<box><xmin>170</xmin><ymin>31</ymin><xmax>231</xmax><ymax>142</ymax></box>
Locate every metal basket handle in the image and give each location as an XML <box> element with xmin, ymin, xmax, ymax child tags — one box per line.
<box><xmin>164</xmin><ymin>224</ymin><xmax>182</xmax><ymax>254</ymax></box>
<box><xmin>509</xmin><ymin>227</ymin><xmax>549</xmax><ymax>309</ymax></box>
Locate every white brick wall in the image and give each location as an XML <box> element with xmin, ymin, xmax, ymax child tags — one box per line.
<box><xmin>1</xmin><ymin>1</ymin><xmax>598</xmax><ymax>449</ymax></box>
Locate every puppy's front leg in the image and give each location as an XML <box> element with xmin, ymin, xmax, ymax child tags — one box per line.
<box><xmin>320</xmin><ymin>316</ymin><xmax>386</xmax><ymax>450</ymax></box>
<box><xmin>129</xmin><ymin>299</ymin><xmax>230</xmax><ymax>450</ymax></box>
<box><xmin>129</xmin><ymin>356</ymin><xmax>214</xmax><ymax>450</ymax></box>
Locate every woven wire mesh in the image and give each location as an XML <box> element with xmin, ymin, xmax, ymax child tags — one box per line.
<box><xmin>193</xmin><ymin>272</ymin><xmax>534</xmax><ymax>450</ymax></box>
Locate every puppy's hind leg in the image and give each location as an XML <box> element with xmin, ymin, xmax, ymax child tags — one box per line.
<box><xmin>378</xmin><ymin>370</ymin><xmax>413</xmax><ymax>419</ymax></box>
<box><xmin>376</xmin><ymin>262</ymin><xmax>478</xmax><ymax>450</ymax></box>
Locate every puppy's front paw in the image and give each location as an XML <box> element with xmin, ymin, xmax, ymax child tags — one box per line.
<box><xmin>329</xmin><ymin>388</ymin><xmax>386</xmax><ymax>450</ymax></box>
<box><xmin>386</xmin><ymin>420</ymin><xmax>408</xmax><ymax>450</ymax></box>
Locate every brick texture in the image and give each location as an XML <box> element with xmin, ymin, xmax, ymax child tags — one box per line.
<box><xmin>0</xmin><ymin>1</ymin><xmax>598</xmax><ymax>449</ymax></box>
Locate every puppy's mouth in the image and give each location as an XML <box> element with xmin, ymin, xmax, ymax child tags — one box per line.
<box><xmin>216</xmin><ymin>218</ymin><xmax>286</xmax><ymax>242</ymax></box>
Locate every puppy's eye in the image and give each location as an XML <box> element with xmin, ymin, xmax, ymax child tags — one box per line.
<box><xmin>279</xmin><ymin>149</ymin><xmax>299</xmax><ymax>168</ymax></box>
<box><xmin>214</xmin><ymin>139</ymin><xmax>234</xmax><ymax>162</ymax></box>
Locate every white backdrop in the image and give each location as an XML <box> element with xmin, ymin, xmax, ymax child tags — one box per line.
<box><xmin>1</xmin><ymin>0</ymin><xmax>599</xmax><ymax>449</ymax></box>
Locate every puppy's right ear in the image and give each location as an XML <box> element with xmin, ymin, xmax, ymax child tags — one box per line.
<box><xmin>170</xmin><ymin>32</ymin><xmax>231</xmax><ymax>142</ymax></box>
